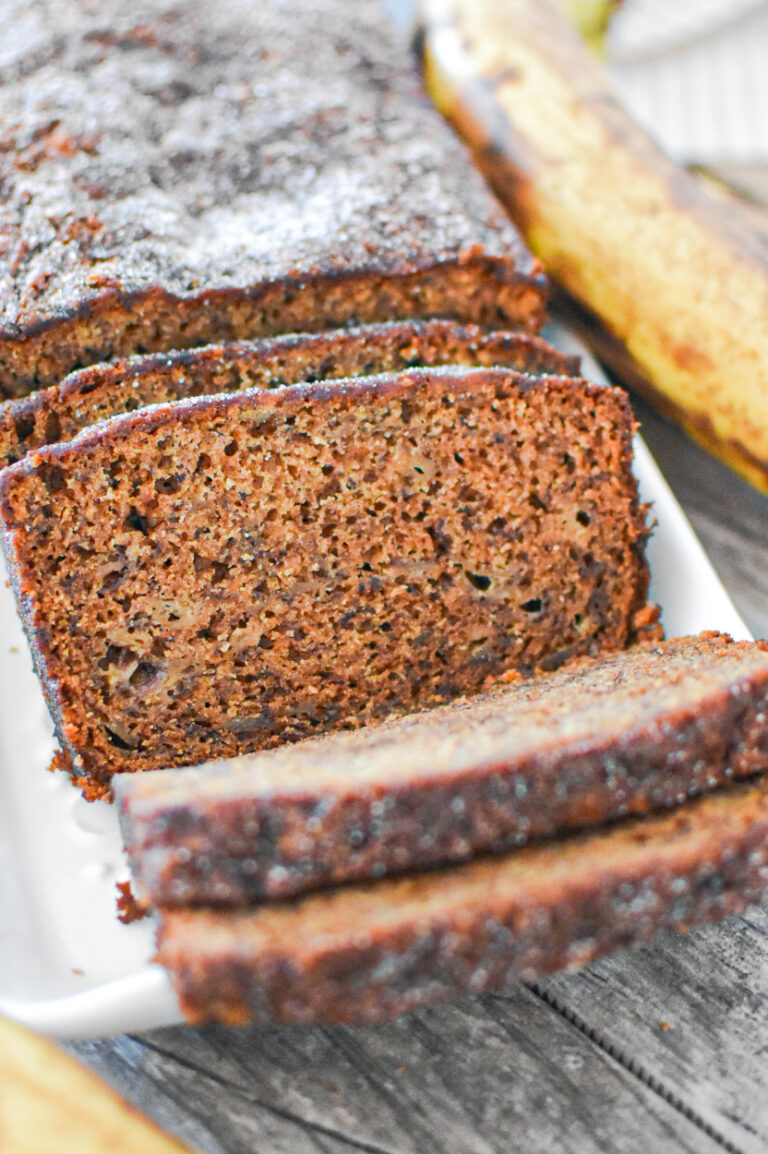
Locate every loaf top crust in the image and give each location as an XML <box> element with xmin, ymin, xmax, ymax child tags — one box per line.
<box><xmin>0</xmin><ymin>0</ymin><xmax>539</xmax><ymax>341</ymax></box>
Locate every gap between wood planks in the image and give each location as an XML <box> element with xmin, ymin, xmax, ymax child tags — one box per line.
<box><xmin>526</xmin><ymin>984</ymin><xmax>745</xmax><ymax>1154</ymax></box>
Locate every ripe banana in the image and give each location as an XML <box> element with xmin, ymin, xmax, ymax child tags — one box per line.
<box><xmin>418</xmin><ymin>0</ymin><xmax>768</xmax><ymax>493</ymax></box>
<box><xmin>0</xmin><ymin>1015</ymin><xmax>195</xmax><ymax>1154</ymax></box>
<box><xmin>555</xmin><ymin>1</ymin><xmax>619</xmax><ymax>54</ymax></box>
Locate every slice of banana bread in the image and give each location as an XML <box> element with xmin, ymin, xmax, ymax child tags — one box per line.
<box><xmin>155</xmin><ymin>777</ymin><xmax>768</xmax><ymax>1026</ymax></box>
<box><xmin>0</xmin><ymin>366</ymin><xmax>649</xmax><ymax>793</ymax></box>
<box><xmin>0</xmin><ymin>0</ymin><xmax>545</xmax><ymax>397</ymax></box>
<box><xmin>0</xmin><ymin>322</ymin><xmax>577</xmax><ymax>467</ymax></box>
<box><xmin>114</xmin><ymin>633</ymin><xmax>768</xmax><ymax>906</ymax></box>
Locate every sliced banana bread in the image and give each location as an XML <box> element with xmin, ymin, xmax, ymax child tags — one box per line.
<box><xmin>0</xmin><ymin>366</ymin><xmax>649</xmax><ymax>793</ymax></box>
<box><xmin>0</xmin><ymin>321</ymin><xmax>576</xmax><ymax>467</ymax></box>
<box><xmin>156</xmin><ymin>777</ymin><xmax>768</xmax><ymax>1025</ymax></box>
<box><xmin>115</xmin><ymin>633</ymin><xmax>768</xmax><ymax>906</ymax></box>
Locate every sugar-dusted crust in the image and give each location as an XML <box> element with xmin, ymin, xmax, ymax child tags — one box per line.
<box><xmin>155</xmin><ymin>777</ymin><xmax>768</xmax><ymax>1025</ymax></box>
<box><xmin>0</xmin><ymin>366</ymin><xmax>649</xmax><ymax>790</ymax></box>
<box><xmin>0</xmin><ymin>321</ymin><xmax>577</xmax><ymax>466</ymax></box>
<box><xmin>115</xmin><ymin>633</ymin><xmax>768</xmax><ymax>905</ymax></box>
<box><xmin>0</xmin><ymin>0</ymin><xmax>545</xmax><ymax>396</ymax></box>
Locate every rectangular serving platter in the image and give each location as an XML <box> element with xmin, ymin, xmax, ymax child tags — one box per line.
<box><xmin>0</xmin><ymin>329</ymin><xmax>751</xmax><ymax>1039</ymax></box>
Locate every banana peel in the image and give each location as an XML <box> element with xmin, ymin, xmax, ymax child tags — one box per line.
<box><xmin>418</xmin><ymin>0</ymin><xmax>768</xmax><ymax>494</ymax></box>
<box><xmin>0</xmin><ymin>1015</ymin><xmax>195</xmax><ymax>1154</ymax></box>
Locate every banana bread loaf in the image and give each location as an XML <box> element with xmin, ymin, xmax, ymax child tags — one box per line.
<box><xmin>0</xmin><ymin>0</ymin><xmax>545</xmax><ymax>397</ymax></box>
<box><xmin>0</xmin><ymin>366</ymin><xmax>649</xmax><ymax>793</ymax></box>
<box><xmin>115</xmin><ymin>633</ymin><xmax>768</xmax><ymax>906</ymax></box>
<box><xmin>156</xmin><ymin>777</ymin><xmax>768</xmax><ymax>1025</ymax></box>
<box><xmin>0</xmin><ymin>321</ymin><xmax>576</xmax><ymax>467</ymax></box>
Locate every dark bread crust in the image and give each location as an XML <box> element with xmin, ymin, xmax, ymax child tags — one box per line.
<box><xmin>156</xmin><ymin>776</ymin><xmax>768</xmax><ymax>1026</ymax></box>
<box><xmin>0</xmin><ymin>321</ymin><xmax>577</xmax><ymax>466</ymax></box>
<box><xmin>0</xmin><ymin>366</ymin><xmax>649</xmax><ymax>790</ymax></box>
<box><xmin>115</xmin><ymin>633</ymin><xmax>768</xmax><ymax>906</ymax></box>
<box><xmin>0</xmin><ymin>0</ymin><xmax>545</xmax><ymax>395</ymax></box>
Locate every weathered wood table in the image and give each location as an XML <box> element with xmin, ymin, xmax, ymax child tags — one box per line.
<box><xmin>63</xmin><ymin>7</ymin><xmax>768</xmax><ymax>1149</ymax></box>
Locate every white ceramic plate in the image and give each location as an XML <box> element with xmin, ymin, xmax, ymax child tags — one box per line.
<box><xmin>0</xmin><ymin>330</ymin><xmax>750</xmax><ymax>1040</ymax></box>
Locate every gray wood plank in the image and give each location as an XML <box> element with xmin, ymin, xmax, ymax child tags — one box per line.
<box><xmin>67</xmin><ymin>986</ymin><xmax>724</xmax><ymax>1154</ymax></box>
<box><xmin>537</xmin><ymin>906</ymin><xmax>768</xmax><ymax>1154</ymax></box>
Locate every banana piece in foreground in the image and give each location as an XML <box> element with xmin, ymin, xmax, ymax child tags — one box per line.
<box><xmin>0</xmin><ymin>1016</ymin><xmax>195</xmax><ymax>1154</ymax></box>
<box><xmin>418</xmin><ymin>0</ymin><xmax>768</xmax><ymax>493</ymax></box>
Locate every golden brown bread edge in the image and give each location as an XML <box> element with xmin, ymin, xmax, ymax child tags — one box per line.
<box><xmin>0</xmin><ymin>365</ymin><xmax>650</xmax><ymax>794</ymax></box>
<box><xmin>418</xmin><ymin>0</ymin><xmax>768</xmax><ymax>493</ymax></box>
<box><xmin>156</xmin><ymin>776</ymin><xmax>768</xmax><ymax>1026</ymax></box>
<box><xmin>0</xmin><ymin>320</ymin><xmax>577</xmax><ymax>468</ymax></box>
<box><xmin>116</xmin><ymin>633</ymin><xmax>768</xmax><ymax>906</ymax></box>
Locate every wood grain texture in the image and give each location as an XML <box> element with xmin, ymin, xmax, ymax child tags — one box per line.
<box><xmin>67</xmin><ymin>988</ymin><xmax>725</xmax><ymax>1154</ymax></box>
<box><xmin>538</xmin><ymin>905</ymin><xmax>768</xmax><ymax>1154</ymax></box>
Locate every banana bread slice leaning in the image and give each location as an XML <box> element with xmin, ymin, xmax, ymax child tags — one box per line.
<box><xmin>0</xmin><ymin>366</ymin><xmax>649</xmax><ymax>793</ymax></box>
<box><xmin>0</xmin><ymin>322</ymin><xmax>577</xmax><ymax>467</ymax></box>
<box><xmin>0</xmin><ymin>0</ymin><xmax>545</xmax><ymax>397</ymax></box>
<box><xmin>114</xmin><ymin>633</ymin><xmax>768</xmax><ymax>906</ymax></box>
<box><xmin>155</xmin><ymin>777</ymin><xmax>768</xmax><ymax>1026</ymax></box>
